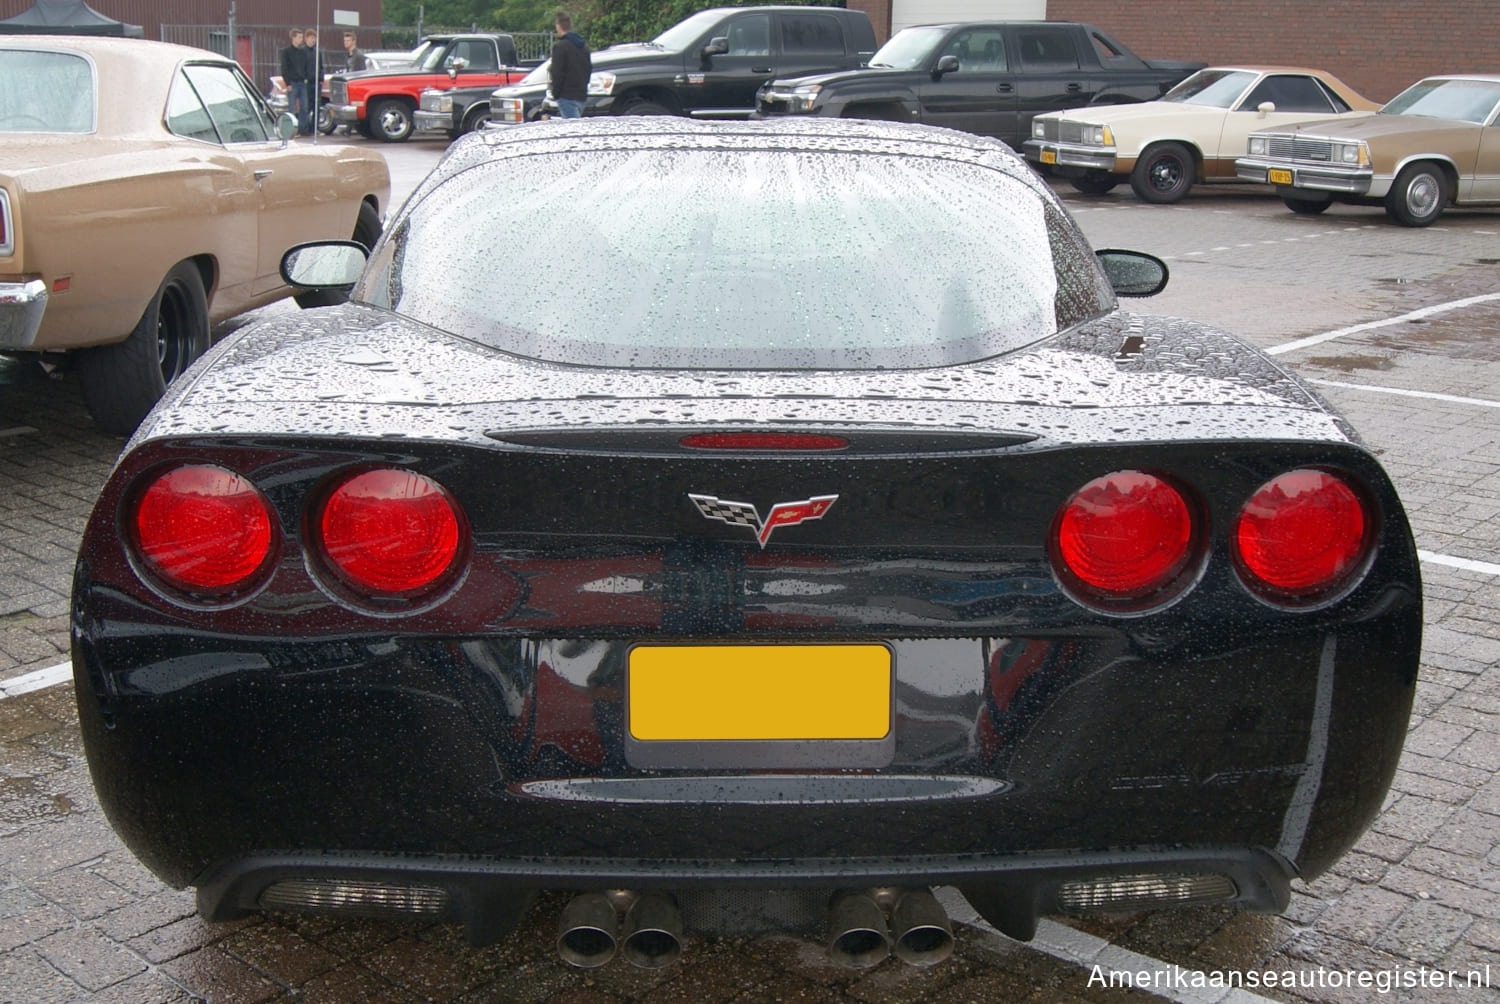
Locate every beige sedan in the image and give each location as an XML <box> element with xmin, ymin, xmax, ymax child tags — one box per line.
<box><xmin>1238</xmin><ymin>74</ymin><xmax>1500</xmax><ymax>227</ymax></box>
<box><xmin>0</xmin><ymin>36</ymin><xmax>390</xmax><ymax>434</ymax></box>
<box><xmin>1023</xmin><ymin>66</ymin><xmax>1377</xmax><ymax>203</ymax></box>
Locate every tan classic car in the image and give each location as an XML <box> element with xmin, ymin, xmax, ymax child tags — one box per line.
<box><xmin>0</xmin><ymin>36</ymin><xmax>390</xmax><ymax>434</ymax></box>
<box><xmin>1024</xmin><ymin>66</ymin><xmax>1377</xmax><ymax>203</ymax></box>
<box><xmin>1237</xmin><ymin>74</ymin><xmax>1500</xmax><ymax>227</ymax></box>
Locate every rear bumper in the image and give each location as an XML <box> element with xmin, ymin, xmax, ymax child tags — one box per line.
<box><xmin>194</xmin><ymin>845</ymin><xmax>1296</xmax><ymax>944</ymax></box>
<box><xmin>0</xmin><ymin>279</ymin><xmax>47</xmax><ymax>349</ymax></box>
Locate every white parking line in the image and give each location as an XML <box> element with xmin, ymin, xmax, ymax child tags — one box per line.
<box><xmin>937</xmin><ymin>887</ymin><xmax>1280</xmax><ymax>1003</ymax></box>
<box><xmin>1309</xmin><ymin>379</ymin><xmax>1500</xmax><ymax>410</ymax></box>
<box><xmin>1418</xmin><ymin>550</ymin><xmax>1500</xmax><ymax>577</ymax></box>
<box><xmin>1268</xmin><ymin>292</ymin><xmax>1500</xmax><ymax>355</ymax></box>
<box><xmin>0</xmin><ymin>660</ymin><xmax>72</xmax><ymax>697</ymax></box>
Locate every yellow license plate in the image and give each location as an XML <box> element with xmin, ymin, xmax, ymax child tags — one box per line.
<box><xmin>1268</xmin><ymin>168</ymin><xmax>1293</xmax><ymax>185</ymax></box>
<box><xmin>628</xmin><ymin>645</ymin><xmax>891</xmax><ymax>741</ymax></box>
<box><xmin>1041</xmin><ymin>150</ymin><xmax>1057</xmax><ymax>165</ymax></box>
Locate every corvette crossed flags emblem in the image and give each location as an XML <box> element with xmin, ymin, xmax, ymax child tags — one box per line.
<box><xmin>688</xmin><ymin>493</ymin><xmax>839</xmax><ymax>548</ymax></box>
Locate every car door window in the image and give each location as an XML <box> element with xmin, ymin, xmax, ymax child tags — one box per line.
<box><xmin>179</xmin><ymin>64</ymin><xmax>271</xmax><ymax>144</ymax></box>
<box><xmin>780</xmin><ymin>14</ymin><xmax>843</xmax><ymax>56</ymax></box>
<box><xmin>1237</xmin><ymin>75</ymin><xmax>1336</xmax><ymax>114</ymax></box>
<box><xmin>450</xmin><ymin>40</ymin><xmax>497</xmax><ymax>71</ymax></box>
<box><xmin>726</xmin><ymin>15</ymin><xmax>771</xmax><ymax>57</ymax></box>
<box><xmin>941</xmin><ymin>29</ymin><xmax>1007</xmax><ymax>72</ymax></box>
<box><xmin>1014</xmin><ymin>28</ymin><xmax>1080</xmax><ymax>70</ymax></box>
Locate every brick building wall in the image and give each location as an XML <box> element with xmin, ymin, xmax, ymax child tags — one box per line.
<box><xmin>1046</xmin><ymin>0</ymin><xmax>1499</xmax><ymax>103</ymax></box>
<box><xmin>845</xmin><ymin>0</ymin><xmax>892</xmax><ymax>45</ymax></box>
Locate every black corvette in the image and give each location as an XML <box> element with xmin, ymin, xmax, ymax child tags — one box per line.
<box><xmin>72</xmin><ymin>118</ymin><xmax>1420</xmax><ymax>970</ymax></box>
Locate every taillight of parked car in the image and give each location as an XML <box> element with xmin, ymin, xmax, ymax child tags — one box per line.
<box><xmin>1050</xmin><ymin>470</ymin><xmax>1201</xmax><ymax>611</ymax></box>
<box><xmin>1233</xmin><ymin>469</ymin><xmax>1372</xmax><ymax>603</ymax></box>
<box><xmin>128</xmin><ymin>465</ymin><xmax>277</xmax><ymax>598</ymax></box>
<box><xmin>312</xmin><ymin>468</ymin><xmax>468</xmax><ymax>601</ymax></box>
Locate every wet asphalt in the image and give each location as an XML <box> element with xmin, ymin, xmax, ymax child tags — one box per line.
<box><xmin>2</xmin><ymin>134</ymin><xmax>1499</xmax><ymax>1002</ymax></box>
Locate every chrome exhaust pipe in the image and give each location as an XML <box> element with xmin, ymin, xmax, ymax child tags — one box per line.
<box><xmin>556</xmin><ymin>892</ymin><xmax>618</xmax><ymax>968</ymax></box>
<box><xmin>619</xmin><ymin>893</ymin><xmax>683</xmax><ymax>969</ymax></box>
<box><xmin>827</xmin><ymin>890</ymin><xmax>891</xmax><ymax>969</ymax></box>
<box><xmin>890</xmin><ymin>888</ymin><xmax>954</xmax><ymax>967</ymax></box>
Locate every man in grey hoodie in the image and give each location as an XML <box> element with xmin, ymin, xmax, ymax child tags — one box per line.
<box><xmin>549</xmin><ymin>11</ymin><xmax>592</xmax><ymax>118</ymax></box>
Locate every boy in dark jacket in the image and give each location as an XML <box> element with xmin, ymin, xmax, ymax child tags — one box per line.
<box><xmin>549</xmin><ymin>11</ymin><xmax>591</xmax><ymax>118</ymax></box>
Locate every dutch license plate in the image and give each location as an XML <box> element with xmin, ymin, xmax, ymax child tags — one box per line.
<box><xmin>628</xmin><ymin>644</ymin><xmax>891</xmax><ymax>741</ymax></box>
<box><xmin>1268</xmin><ymin>168</ymin><xmax>1293</xmax><ymax>185</ymax></box>
<box><xmin>1041</xmin><ymin>150</ymin><xmax>1057</xmax><ymax>165</ymax></box>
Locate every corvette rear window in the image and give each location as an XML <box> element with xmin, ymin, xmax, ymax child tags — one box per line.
<box><xmin>0</xmin><ymin>50</ymin><xmax>94</xmax><ymax>133</ymax></box>
<box><xmin>365</xmin><ymin>146</ymin><xmax>1112</xmax><ymax>370</ymax></box>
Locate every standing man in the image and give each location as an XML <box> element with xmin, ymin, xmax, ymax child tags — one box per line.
<box><xmin>280</xmin><ymin>28</ymin><xmax>311</xmax><ymax>136</ymax></box>
<box><xmin>549</xmin><ymin>11</ymin><xmax>591</xmax><ymax>119</ymax></box>
<box><xmin>342</xmin><ymin>31</ymin><xmax>367</xmax><ymax>72</ymax></box>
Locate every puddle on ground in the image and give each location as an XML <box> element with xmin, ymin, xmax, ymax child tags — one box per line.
<box><xmin>0</xmin><ymin>776</ymin><xmax>77</xmax><ymax>825</ymax></box>
<box><xmin>1304</xmin><ymin>353</ymin><xmax>1396</xmax><ymax>372</ymax></box>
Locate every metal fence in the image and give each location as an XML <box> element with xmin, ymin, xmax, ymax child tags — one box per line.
<box><xmin>161</xmin><ymin>23</ymin><xmax>553</xmax><ymax>96</ymax></box>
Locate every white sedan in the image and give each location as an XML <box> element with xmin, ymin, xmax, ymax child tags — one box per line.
<box><xmin>1023</xmin><ymin>66</ymin><xmax>1377</xmax><ymax>203</ymax></box>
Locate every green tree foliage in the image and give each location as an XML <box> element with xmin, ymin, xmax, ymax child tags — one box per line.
<box><xmin>383</xmin><ymin>0</ymin><xmax>843</xmax><ymax>47</ymax></box>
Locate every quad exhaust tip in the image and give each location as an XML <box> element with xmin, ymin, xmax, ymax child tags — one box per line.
<box><xmin>559</xmin><ymin>886</ymin><xmax>952</xmax><ymax>970</ymax></box>
<box><xmin>828</xmin><ymin>887</ymin><xmax>953</xmax><ymax>970</ymax></box>
<box><xmin>557</xmin><ymin>891</ymin><xmax>683</xmax><ymax>970</ymax></box>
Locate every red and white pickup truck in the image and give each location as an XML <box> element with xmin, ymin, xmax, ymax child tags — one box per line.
<box><xmin>328</xmin><ymin>33</ymin><xmax>538</xmax><ymax>141</ymax></box>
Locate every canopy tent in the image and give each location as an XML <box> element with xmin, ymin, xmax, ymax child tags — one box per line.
<box><xmin>0</xmin><ymin>0</ymin><xmax>143</xmax><ymax>36</ymax></box>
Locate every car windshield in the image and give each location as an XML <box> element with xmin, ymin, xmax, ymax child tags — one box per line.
<box><xmin>0</xmin><ymin>49</ymin><xmax>94</xmax><ymax>133</ymax></box>
<box><xmin>1380</xmin><ymin>77</ymin><xmax>1500</xmax><ymax>124</ymax></box>
<box><xmin>650</xmin><ymin>10</ymin><xmax>728</xmax><ymax>51</ymax></box>
<box><xmin>364</xmin><ymin>142</ymin><xmax>1111</xmax><ymax>369</ymax></box>
<box><xmin>1160</xmin><ymin>69</ymin><xmax>1256</xmax><ymax>108</ymax></box>
<box><xmin>520</xmin><ymin>60</ymin><xmax>549</xmax><ymax>85</ymax></box>
<box><xmin>868</xmin><ymin>26</ymin><xmax>947</xmax><ymax>69</ymax></box>
<box><xmin>416</xmin><ymin>40</ymin><xmax>453</xmax><ymax>71</ymax></box>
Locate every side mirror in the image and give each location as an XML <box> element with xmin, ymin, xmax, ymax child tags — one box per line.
<box><xmin>1096</xmin><ymin>249</ymin><xmax>1169</xmax><ymax>298</ymax></box>
<box><xmin>281</xmin><ymin>241</ymin><xmax>369</xmax><ymax>290</ymax></box>
<box><xmin>934</xmin><ymin>54</ymin><xmax>960</xmax><ymax>75</ymax></box>
<box><xmin>1256</xmin><ymin>100</ymin><xmax>1275</xmax><ymax>116</ymax></box>
<box><xmin>703</xmin><ymin>36</ymin><xmax>729</xmax><ymax>59</ymax></box>
<box><xmin>276</xmin><ymin>112</ymin><xmax>297</xmax><ymax>141</ymax></box>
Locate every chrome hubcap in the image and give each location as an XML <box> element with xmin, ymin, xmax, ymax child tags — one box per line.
<box><xmin>1406</xmin><ymin>174</ymin><xmax>1440</xmax><ymax>217</ymax></box>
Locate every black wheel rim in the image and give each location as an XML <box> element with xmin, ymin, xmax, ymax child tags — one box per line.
<box><xmin>156</xmin><ymin>282</ymin><xmax>191</xmax><ymax>383</ymax></box>
<box><xmin>1150</xmin><ymin>157</ymin><xmax>1184</xmax><ymax>193</ymax></box>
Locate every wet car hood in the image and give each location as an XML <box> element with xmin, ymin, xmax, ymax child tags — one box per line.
<box><xmin>133</xmin><ymin>304</ymin><xmax>1349</xmax><ymax>452</ymax></box>
<box><xmin>766</xmin><ymin>67</ymin><xmax>888</xmax><ymax>90</ymax></box>
<box><xmin>1267</xmin><ymin>111</ymin><xmax>1484</xmax><ymax>140</ymax></box>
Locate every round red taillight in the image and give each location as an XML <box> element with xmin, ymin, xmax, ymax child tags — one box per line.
<box><xmin>1052</xmin><ymin>470</ymin><xmax>1198</xmax><ymax>607</ymax></box>
<box><xmin>1234</xmin><ymin>469</ymin><xmax>1370</xmax><ymax>600</ymax></box>
<box><xmin>130</xmin><ymin>465</ymin><xmax>276</xmax><ymax>597</ymax></box>
<box><xmin>316</xmin><ymin>468</ymin><xmax>465</xmax><ymax>598</ymax></box>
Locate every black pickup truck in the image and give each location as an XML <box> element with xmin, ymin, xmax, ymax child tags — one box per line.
<box><xmin>755</xmin><ymin>21</ymin><xmax>1203</xmax><ymax>149</ymax></box>
<box><xmin>466</xmin><ymin>5</ymin><xmax>876</xmax><ymax>130</ymax></box>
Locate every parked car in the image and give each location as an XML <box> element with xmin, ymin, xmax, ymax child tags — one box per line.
<box><xmin>0</xmin><ymin>35</ymin><xmax>390</xmax><ymax>434</ymax></box>
<box><xmin>487</xmin><ymin>6</ymin><xmax>877</xmax><ymax>126</ymax></box>
<box><xmin>1024</xmin><ymin>66</ymin><xmax>1378</xmax><ymax>202</ymax></box>
<box><xmin>73</xmin><ymin>117</ymin><xmax>1419</xmax><ymax>966</ymax></box>
<box><xmin>754</xmin><ymin>21</ymin><xmax>1203</xmax><ymax>150</ymax></box>
<box><xmin>363</xmin><ymin>48</ymin><xmax>419</xmax><ymax>70</ymax></box>
<box><xmin>328</xmin><ymin>33</ymin><xmax>536</xmax><ymax>141</ymax></box>
<box><xmin>1237</xmin><ymin>74</ymin><xmax>1500</xmax><ymax>226</ymax></box>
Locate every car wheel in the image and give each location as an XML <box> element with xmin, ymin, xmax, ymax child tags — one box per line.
<box><xmin>1282</xmin><ymin>195</ymin><xmax>1331</xmax><ymax>215</ymax></box>
<box><xmin>1130</xmin><ymin>142</ymin><xmax>1195</xmax><ymax>204</ymax></box>
<box><xmin>370</xmin><ymin>98</ymin><xmax>414</xmax><ymax>142</ymax></box>
<box><xmin>622</xmin><ymin>100</ymin><xmax>671</xmax><ymax>116</ymax></box>
<box><xmin>295</xmin><ymin>202</ymin><xmax>382</xmax><ymax>309</ymax></box>
<box><xmin>1384</xmin><ymin>162</ymin><xmax>1447</xmax><ymax>227</ymax></box>
<box><xmin>461</xmin><ymin>105</ymin><xmax>491</xmax><ymax>134</ymax></box>
<box><xmin>1069</xmin><ymin>171</ymin><xmax>1120</xmax><ymax>196</ymax></box>
<box><xmin>317</xmin><ymin>103</ymin><xmax>336</xmax><ymax>135</ymax></box>
<box><xmin>77</xmin><ymin>261</ymin><xmax>209</xmax><ymax>436</ymax></box>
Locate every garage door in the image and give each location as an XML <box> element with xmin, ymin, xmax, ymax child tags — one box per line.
<box><xmin>890</xmin><ymin>0</ymin><xmax>1046</xmax><ymax>34</ymax></box>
